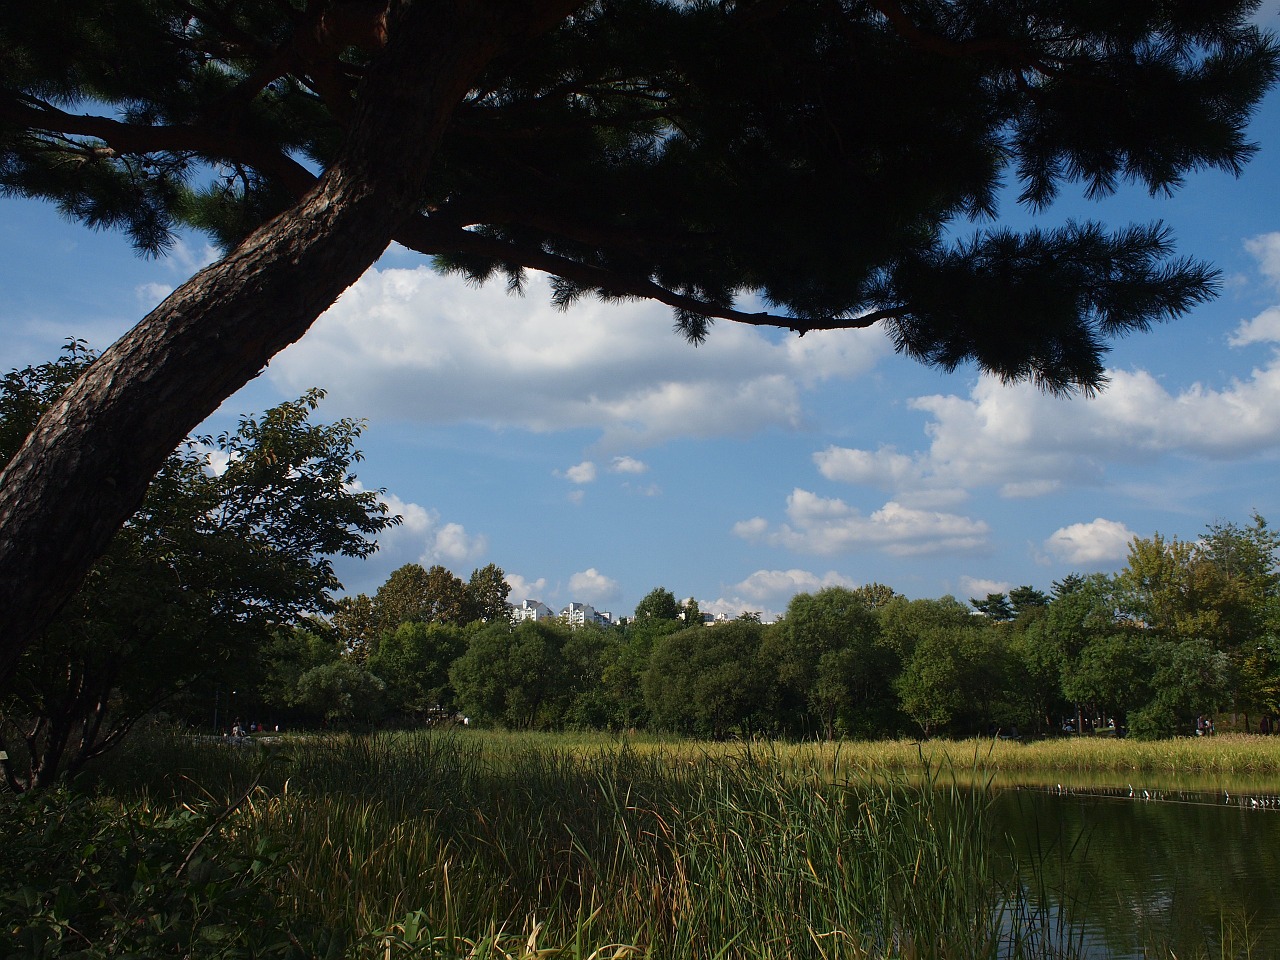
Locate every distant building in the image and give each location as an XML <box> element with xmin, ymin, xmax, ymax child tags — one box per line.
<box><xmin>559</xmin><ymin>601</ymin><xmax>613</xmax><ymax>627</ymax></box>
<box><xmin>511</xmin><ymin>599</ymin><xmax>556</xmax><ymax>623</ymax></box>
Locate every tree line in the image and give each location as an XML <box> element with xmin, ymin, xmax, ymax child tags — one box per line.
<box><xmin>225</xmin><ymin>511</ymin><xmax>1280</xmax><ymax>747</ymax></box>
<box><xmin>6</xmin><ymin>345</ymin><xmax>1280</xmax><ymax>792</ymax></box>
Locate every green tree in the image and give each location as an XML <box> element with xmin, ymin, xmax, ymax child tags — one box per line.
<box><xmin>971</xmin><ymin>593</ymin><xmax>1015</xmax><ymax>621</ymax></box>
<box><xmin>373</xmin><ymin>562</ymin><xmax>470</xmax><ymax>632</ymax></box>
<box><xmin>634</xmin><ymin>587</ymin><xmax>682</xmax><ymax>622</ymax></box>
<box><xmin>0</xmin><ymin>348</ymin><xmax>395</xmax><ymax>790</ymax></box>
<box><xmin>331</xmin><ymin>593</ymin><xmax>380</xmax><ymax>662</ymax></box>
<box><xmin>768</xmin><ymin>587</ymin><xmax>894</xmax><ymax>739</ymax></box>
<box><xmin>644</xmin><ymin>621</ymin><xmax>768</xmax><ymax>738</ymax></box>
<box><xmin>296</xmin><ymin>660</ymin><xmax>387</xmax><ymax>726</ymax></box>
<box><xmin>5</xmin><ymin>0</ymin><xmax>1275</xmax><ymax>678</ymax></box>
<box><xmin>450</xmin><ymin>620</ymin><xmax>573</xmax><ymax>729</ymax></box>
<box><xmin>367</xmin><ymin>621</ymin><xmax>467</xmax><ymax>720</ymax></box>
<box><xmin>895</xmin><ymin>619</ymin><xmax>1010</xmax><ymax>738</ymax></box>
<box><xmin>1008</xmin><ymin>586</ymin><xmax>1051</xmax><ymax>619</ymax></box>
<box><xmin>465</xmin><ymin>563</ymin><xmax>512</xmax><ymax>624</ymax></box>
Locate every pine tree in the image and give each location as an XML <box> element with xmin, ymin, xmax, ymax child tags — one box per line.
<box><xmin>2</xmin><ymin>0</ymin><xmax>1277</xmax><ymax>679</ymax></box>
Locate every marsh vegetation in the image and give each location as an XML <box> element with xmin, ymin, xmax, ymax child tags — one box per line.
<box><xmin>8</xmin><ymin>729</ymin><xmax>1280</xmax><ymax>958</ymax></box>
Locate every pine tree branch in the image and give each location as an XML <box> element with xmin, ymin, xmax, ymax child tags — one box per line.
<box><xmin>395</xmin><ymin>217</ymin><xmax>894</xmax><ymax>334</ymax></box>
<box><xmin>0</xmin><ymin>95</ymin><xmax>318</xmax><ymax>196</ymax></box>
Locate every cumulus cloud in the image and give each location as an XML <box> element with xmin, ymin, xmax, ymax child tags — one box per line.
<box><xmin>561</xmin><ymin>461</ymin><xmax>597</xmax><ymax>484</ymax></box>
<box><xmin>697</xmin><ymin>569</ymin><xmax>866</xmax><ymax>624</ymax></box>
<box><xmin>1230</xmin><ymin>306</ymin><xmax>1280</xmax><ymax>347</ymax></box>
<box><xmin>569</xmin><ymin>567</ymin><xmax>621</xmax><ymax>604</ymax></box>
<box><xmin>731</xmin><ymin>568</ymin><xmax>859</xmax><ymax>602</ymax></box>
<box><xmin>375</xmin><ymin>491</ymin><xmax>488</xmax><ymax>567</ymax></box>
<box><xmin>958</xmin><ymin>576</ymin><xmax>1011</xmax><ymax>599</ymax></box>
<box><xmin>734</xmin><ymin>489</ymin><xmax>989</xmax><ymax>557</ymax></box>
<box><xmin>505</xmin><ymin>572</ymin><xmax>548</xmax><ymax>602</ymax></box>
<box><xmin>1244</xmin><ymin>232</ymin><xmax>1280</xmax><ymax>289</ymax></box>
<box><xmin>813</xmin><ymin>342</ymin><xmax>1280</xmax><ymax>510</ymax></box>
<box><xmin>432</xmin><ymin>522</ymin><xmax>488</xmax><ymax>565</ymax></box>
<box><xmin>1043</xmin><ymin>518</ymin><xmax>1136</xmax><ymax>566</ymax></box>
<box><xmin>136</xmin><ymin>282</ymin><xmax>174</xmax><ymax>307</ymax></box>
<box><xmin>267</xmin><ymin>267</ymin><xmax>892</xmax><ymax>448</ymax></box>
<box><xmin>610</xmin><ymin>456</ymin><xmax>648</xmax><ymax>474</ymax></box>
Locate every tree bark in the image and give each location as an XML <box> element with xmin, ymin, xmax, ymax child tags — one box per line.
<box><xmin>0</xmin><ymin>0</ymin><xmax>579</xmax><ymax>685</ymax></box>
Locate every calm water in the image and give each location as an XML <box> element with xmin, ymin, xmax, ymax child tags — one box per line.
<box><xmin>991</xmin><ymin>777</ymin><xmax>1280</xmax><ymax>958</ymax></box>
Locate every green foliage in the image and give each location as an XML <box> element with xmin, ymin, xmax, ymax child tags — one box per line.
<box><xmin>633</xmin><ymin>586</ymin><xmax>682</xmax><ymax>621</ymax></box>
<box><xmin>767</xmin><ymin>587</ymin><xmax>896</xmax><ymax>739</ymax></box>
<box><xmin>645</xmin><ymin>620</ymin><xmax>768</xmax><ymax>737</ymax></box>
<box><xmin>450</xmin><ymin>620</ymin><xmax>578</xmax><ymax>729</ymax></box>
<box><xmin>295</xmin><ymin>661</ymin><xmax>387</xmax><ymax>726</ymax></box>
<box><xmin>367</xmin><ymin>621</ymin><xmax>466</xmax><ymax>719</ymax></box>
<box><xmin>6</xmin><ymin>2</ymin><xmax>1274</xmax><ymax>392</ymax></box>
<box><xmin>0</xmin><ymin>785</ymin><xmax>310</xmax><ymax>959</ymax></box>
<box><xmin>0</xmin><ymin>346</ymin><xmax>395</xmax><ymax>790</ymax></box>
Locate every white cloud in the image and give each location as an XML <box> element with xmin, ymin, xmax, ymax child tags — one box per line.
<box><xmin>432</xmin><ymin>522</ymin><xmax>487</xmax><ymax>565</ymax></box>
<box><xmin>732</xmin><ymin>517</ymin><xmax>769</xmax><ymax>539</ymax></box>
<box><xmin>136</xmin><ymin>282</ymin><xmax>174</xmax><ymax>307</ymax></box>
<box><xmin>569</xmin><ymin>567</ymin><xmax>621</xmax><ymax>604</ymax></box>
<box><xmin>1043</xmin><ymin>518</ymin><xmax>1136</xmax><ymax>566</ymax></box>
<box><xmin>610</xmin><ymin>455</ymin><xmax>648</xmax><ymax>474</ymax></box>
<box><xmin>372</xmin><ymin>492</ymin><xmax>488</xmax><ymax>568</ymax></box>
<box><xmin>730</xmin><ymin>568</ymin><xmax>858</xmax><ymax>602</ymax></box>
<box><xmin>814</xmin><ymin>445</ymin><xmax>921</xmax><ymax>488</ymax></box>
<box><xmin>1244</xmin><ymin>232</ymin><xmax>1280</xmax><ymax>289</ymax></box>
<box><xmin>267</xmin><ymin>267</ymin><xmax>892</xmax><ymax>448</ymax></box>
<box><xmin>735</xmin><ymin>489</ymin><xmax>989</xmax><ymax>557</ymax></box>
<box><xmin>562</xmin><ymin>461</ymin><xmax>597</xmax><ymax>484</ymax></box>
<box><xmin>1229</xmin><ymin>306</ymin><xmax>1280</xmax><ymax>347</ymax></box>
<box><xmin>813</xmin><ymin>345</ymin><xmax>1280</xmax><ymax>509</ymax></box>
<box><xmin>958</xmin><ymin>576</ymin><xmax>1010</xmax><ymax>598</ymax></box>
<box><xmin>505</xmin><ymin>573</ymin><xmax>547</xmax><ymax>602</ymax></box>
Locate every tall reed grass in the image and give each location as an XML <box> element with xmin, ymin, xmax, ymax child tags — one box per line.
<box><xmin>88</xmin><ymin>729</ymin><xmax>1084</xmax><ymax>959</ymax></box>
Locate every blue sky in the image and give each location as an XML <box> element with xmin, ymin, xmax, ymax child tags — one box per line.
<box><xmin>8</xmin><ymin>20</ymin><xmax>1280</xmax><ymax>621</ymax></box>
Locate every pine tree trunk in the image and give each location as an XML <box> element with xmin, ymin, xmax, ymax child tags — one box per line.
<box><xmin>0</xmin><ymin>0</ymin><xmax>578</xmax><ymax>685</ymax></box>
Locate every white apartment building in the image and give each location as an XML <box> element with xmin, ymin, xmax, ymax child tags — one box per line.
<box><xmin>559</xmin><ymin>601</ymin><xmax>613</xmax><ymax>627</ymax></box>
<box><xmin>511</xmin><ymin>599</ymin><xmax>556</xmax><ymax>622</ymax></box>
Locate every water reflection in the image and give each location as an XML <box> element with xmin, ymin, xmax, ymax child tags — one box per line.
<box><xmin>992</xmin><ymin>779</ymin><xmax>1280</xmax><ymax>958</ymax></box>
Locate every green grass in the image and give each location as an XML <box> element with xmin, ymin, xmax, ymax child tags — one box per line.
<box><xmin>63</xmin><ymin>728</ymin><xmax>1087</xmax><ymax>959</ymax></box>
<box><xmin>21</xmin><ymin>727</ymin><xmax>1280</xmax><ymax>958</ymax></box>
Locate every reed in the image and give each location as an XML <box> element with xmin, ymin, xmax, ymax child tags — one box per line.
<box><xmin>87</xmin><ymin>729</ymin><xmax>1083</xmax><ymax>959</ymax></box>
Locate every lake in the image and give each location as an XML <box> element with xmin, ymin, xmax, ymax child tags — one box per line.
<box><xmin>992</xmin><ymin>775</ymin><xmax>1280</xmax><ymax>958</ymax></box>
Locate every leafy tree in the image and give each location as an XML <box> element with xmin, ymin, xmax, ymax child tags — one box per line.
<box><xmin>644</xmin><ymin>621</ymin><xmax>768</xmax><ymax>738</ymax></box>
<box><xmin>373</xmin><ymin>562</ymin><xmax>469</xmax><ymax>632</ymax></box>
<box><xmin>850</xmin><ymin>583</ymin><xmax>900</xmax><ymax>611</ymax></box>
<box><xmin>465</xmin><ymin>563</ymin><xmax>512</xmax><ymax>624</ymax></box>
<box><xmin>560</xmin><ymin>626</ymin><xmax>624</xmax><ymax>728</ymax></box>
<box><xmin>4</xmin><ymin>1</ymin><xmax>1276</xmax><ymax>678</ymax></box>
<box><xmin>768</xmin><ymin>587</ymin><xmax>893</xmax><ymax>739</ymax></box>
<box><xmin>0</xmin><ymin>346</ymin><xmax>394</xmax><ymax>790</ymax></box>
<box><xmin>450</xmin><ymin>620</ymin><xmax>573</xmax><ymax>729</ymax></box>
<box><xmin>1008</xmin><ymin>586</ymin><xmax>1051</xmax><ymax>619</ymax></box>
<box><xmin>331</xmin><ymin>593</ymin><xmax>380</xmax><ymax>662</ymax></box>
<box><xmin>1005</xmin><ymin>608</ymin><xmax>1071</xmax><ymax>735</ymax></box>
<box><xmin>1061</xmin><ymin>631</ymin><xmax>1150</xmax><ymax>732</ymax></box>
<box><xmin>895</xmin><ymin>620</ymin><xmax>1011</xmax><ymax>737</ymax></box>
<box><xmin>251</xmin><ymin>625</ymin><xmax>344</xmax><ymax>727</ymax></box>
<box><xmin>296</xmin><ymin>660</ymin><xmax>387</xmax><ymax>726</ymax></box>
<box><xmin>367</xmin><ymin>621</ymin><xmax>467</xmax><ymax>720</ymax></box>
<box><xmin>634</xmin><ymin>587</ymin><xmax>682</xmax><ymax>622</ymax></box>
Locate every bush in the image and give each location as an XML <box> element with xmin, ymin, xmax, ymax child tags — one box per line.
<box><xmin>0</xmin><ymin>786</ymin><xmax>321</xmax><ymax>959</ymax></box>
